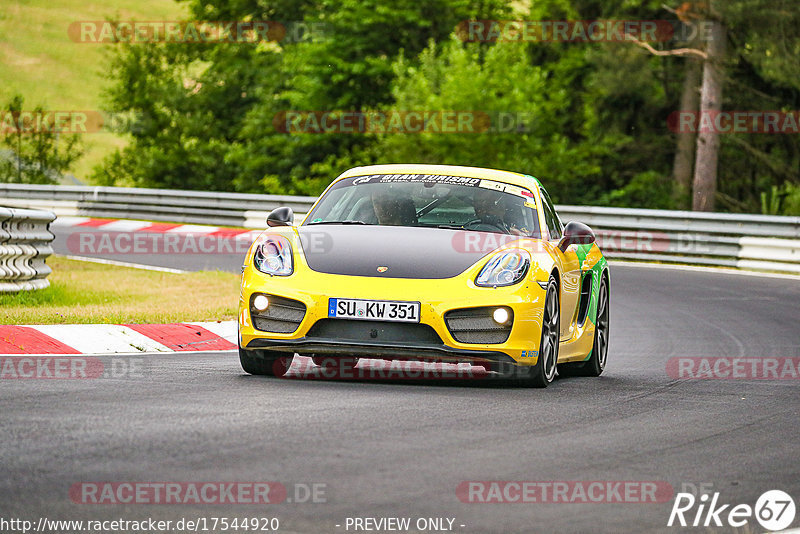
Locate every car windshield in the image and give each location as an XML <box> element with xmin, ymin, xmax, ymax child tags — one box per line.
<box><xmin>304</xmin><ymin>174</ymin><xmax>541</xmax><ymax>237</ymax></box>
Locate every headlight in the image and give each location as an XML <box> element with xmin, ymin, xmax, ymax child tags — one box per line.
<box><xmin>253</xmin><ymin>236</ymin><xmax>293</xmax><ymax>276</ymax></box>
<box><xmin>475</xmin><ymin>250</ymin><xmax>530</xmax><ymax>287</ymax></box>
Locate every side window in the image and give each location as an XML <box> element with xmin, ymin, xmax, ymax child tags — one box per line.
<box><xmin>539</xmin><ymin>188</ymin><xmax>562</xmax><ymax>240</ymax></box>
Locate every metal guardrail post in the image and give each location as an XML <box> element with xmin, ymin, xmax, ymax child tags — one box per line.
<box><xmin>0</xmin><ymin>206</ymin><xmax>56</xmax><ymax>292</ymax></box>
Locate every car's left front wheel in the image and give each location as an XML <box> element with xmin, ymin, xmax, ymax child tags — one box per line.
<box><xmin>558</xmin><ymin>272</ymin><xmax>609</xmax><ymax>378</ymax></box>
<box><xmin>239</xmin><ymin>347</ymin><xmax>293</xmax><ymax>377</ymax></box>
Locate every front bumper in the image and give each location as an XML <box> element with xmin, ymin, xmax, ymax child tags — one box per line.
<box><xmin>239</xmin><ymin>260</ymin><xmax>548</xmax><ymax>366</ymax></box>
<box><xmin>245</xmin><ymin>337</ymin><xmax>517</xmax><ymax>366</ymax></box>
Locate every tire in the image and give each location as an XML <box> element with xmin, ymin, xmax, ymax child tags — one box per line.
<box><xmin>239</xmin><ymin>347</ymin><xmax>293</xmax><ymax>377</ymax></box>
<box><xmin>558</xmin><ymin>272</ymin><xmax>609</xmax><ymax>377</ymax></box>
<box><xmin>312</xmin><ymin>356</ymin><xmax>360</xmax><ymax>371</ymax></box>
<box><xmin>516</xmin><ymin>276</ymin><xmax>560</xmax><ymax>388</ymax></box>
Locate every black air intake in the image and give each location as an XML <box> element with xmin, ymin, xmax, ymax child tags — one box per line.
<box><xmin>250</xmin><ymin>294</ymin><xmax>306</xmax><ymax>333</ymax></box>
<box><xmin>444</xmin><ymin>307</ymin><xmax>513</xmax><ymax>344</ymax></box>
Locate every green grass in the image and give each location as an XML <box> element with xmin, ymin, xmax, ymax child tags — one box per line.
<box><xmin>0</xmin><ymin>256</ymin><xmax>240</xmax><ymax>324</ymax></box>
<box><xmin>0</xmin><ymin>0</ymin><xmax>188</xmax><ymax>181</ymax></box>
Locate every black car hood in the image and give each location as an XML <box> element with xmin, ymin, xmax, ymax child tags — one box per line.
<box><xmin>297</xmin><ymin>225</ymin><xmax>496</xmax><ymax>279</ymax></box>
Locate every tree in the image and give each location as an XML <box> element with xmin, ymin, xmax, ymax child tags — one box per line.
<box><xmin>670</xmin><ymin>3</ymin><xmax>704</xmax><ymax>209</ymax></box>
<box><xmin>92</xmin><ymin>0</ymin><xmax>800</xmax><ymax>214</ymax></box>
<box><xmin>0</xmin><ymin>95</ymin><xmax>83</xmax><ymax>184</ymax></box>
<box><xmin>692</xmin><ymin>2</ymin><xmax>726</xmax><ymax>212</ymax></box>
<box><xmin>631</xmin><ymin>0</ymin><xmax>800</xmax><ymax>213</ymax></box>
<box><xmin>716</xmin><ymin>0</ymin><xmax>800</xmax><ymax>214</ymax></box>
<box><xmin>94</xmin><ymin>0</ymin><xmax>510</xmax><ymax>194</ymax></box>
<box><xmin>366</xmin><ymin>38</ymin><xmax>623</xmax><ymax>206</ymax></box>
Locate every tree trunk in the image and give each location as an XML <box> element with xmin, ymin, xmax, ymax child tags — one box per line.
<box><xmin>673</xmin><ymin>53</ymin><xmax>702</xmax><ymax>209</ymax></box>
<box><xmin>692</xmin><ymin>15</ymin><xmax>726</xmax><ymax>212</ymax></box>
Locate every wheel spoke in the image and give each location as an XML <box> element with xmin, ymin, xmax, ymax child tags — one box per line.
<box><xmin>602</xmin><ymin>290</ymin><xmax>609</xmax><ymax>320</ymax></box>
<box><xmin>548</xmin><ymin>296</ymin><xmax>558</xmax><ymax>327</ymax></box>
<box><xmin>596</xmin><ymin>280</ymin><xmax>609</xmax><ymax>368</ymax></box>
<box><xmin>541</xmin><ymin>335</ymin><xmax>549</xmax><ymax>354</ymax></box>
<box><xmin>535</xmin><ymin>282</ymin><xmax>560</xmax><ymax>383</ymax></box>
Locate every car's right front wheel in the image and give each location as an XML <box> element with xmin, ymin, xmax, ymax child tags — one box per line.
<box><xmin>515</xmin><ymin>276</ymin><xmax>560</xmax><ymax>388</ymax></box>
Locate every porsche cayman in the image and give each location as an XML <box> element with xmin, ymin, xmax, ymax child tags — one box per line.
<box><xmin>238</xmin><ymin>164</ymin><xmax>610</xmax><ymax>387</ymax></box>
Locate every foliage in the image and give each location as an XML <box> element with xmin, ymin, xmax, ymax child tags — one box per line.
<box><xmin>715</xmin><ymin>0</ymin><xmax>800</xmax><ymax>214</ymax></box>
<box><xmin>0</xmin><ymin>95</ymin><xmax>83</xmax><ymax>184</ymax></box>
<box><xmin>761</xmin><ymin>183</ymin><xmax>800</xmax><ymax>216</ymax></box>
<box><xmin>0</xmin><ymin>0</ymin><xmax>189</xmax><ymax>178</ymax></box>
<box><xmin>367</xmin><ymin>39</ymin><xmax>626</xmax><ymax>206</ymax></box>
<box><xmin>88</xmin><ymin>0</ymin><xmax>800</xmax><ymax>214</ymax></box>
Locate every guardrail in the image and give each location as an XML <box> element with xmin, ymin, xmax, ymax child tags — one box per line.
<box><xmin>0</xmin><ymin>183</ymin><xmax>316</xmax><ymax>228</ymax></box>
<box><xmin>2</xmin><ymin>183</ymin><xmax>799</xmax><ymax>274</ymax></box>
<box><xmin>556</xmin><ymin>206</ymin><xmax>800</xmax><ymax>273</ymax></box>
<box><xmin>0</xmin><ymin>206</ymin><xmax>56</xmax><ymax>292</ymax></box>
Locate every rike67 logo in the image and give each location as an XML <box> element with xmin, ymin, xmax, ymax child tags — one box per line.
<box><xmin>668</xmin><ymin>487</ymin><xmax>796</xmax><ymax>531</ymax></box>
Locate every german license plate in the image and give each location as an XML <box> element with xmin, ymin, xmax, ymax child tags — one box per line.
<box><xmin>328</xmin><ymin>298</ymin><xmax>420</xmax><ymax>323</ymax></box>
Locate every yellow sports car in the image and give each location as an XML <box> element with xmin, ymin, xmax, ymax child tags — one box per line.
<box><xmin>238</xmin><ymin>164</ymin><xmax>609</xmax><ymax>387</ymax></box>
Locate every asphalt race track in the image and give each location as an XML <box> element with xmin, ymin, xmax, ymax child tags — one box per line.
<box><xmin>50</xmin><ymin>225</ymin><xmax>248</xmax><ymax>272</ymax></box>
<box><xmin>4</xmin><ymin>228</ymin><xmax>800</xmax><ymax>533</ymax></box>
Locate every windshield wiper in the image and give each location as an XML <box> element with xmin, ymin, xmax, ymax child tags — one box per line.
<box><xmin>428</xmin><ymin>223</ymin><xmax>516</xmax><ymax>235</ymax></box>
<box><xmin>307</xmin><ymin>220</ymin><xmax>369</xmax><ymax>225</ymax></box>
<box><xmin>431</xmin><ymin>224</ymin><xmax>466</xmax><ymax>230</ymax></box>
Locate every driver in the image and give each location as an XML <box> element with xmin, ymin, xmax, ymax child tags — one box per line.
<box><xmin>372</xmin><ymin>190</ymin><xmax>417</xmax><ymax>226</ymax></box>
<box><xmin>473</xmin><ymin>188</ymin><xmax>525</xmax><ymax>235</ymax></box>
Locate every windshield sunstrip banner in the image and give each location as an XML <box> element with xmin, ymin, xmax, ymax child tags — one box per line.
<box><xmin>349</xmin><ymin>174</ymin><xmax>535</xmax><ymax>202</ymax></box>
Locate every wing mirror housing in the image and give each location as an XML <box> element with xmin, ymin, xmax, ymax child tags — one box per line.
<box><xmin>558</xmin><ymin>221</ymin><xmax>595</xmax><ymax>252</ymax></box>
<box><xmin>267</xmin><ymin>207</ymin><xmax>294</xmax><ymax>227</ymax></box>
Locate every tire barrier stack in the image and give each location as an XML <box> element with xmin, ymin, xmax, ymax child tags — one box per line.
<box><xmin>2</xmin><ymin>183</ymin><xmax>800</xmax><ymax>275</ymax></box>
<box><xmin>0</xmin><ymin>206</ymin><xmax>57</xmax><ymax>292</ymax></box>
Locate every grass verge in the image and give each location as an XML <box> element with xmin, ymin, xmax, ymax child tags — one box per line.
<box><xmin>0</xmin><ymin>0</ymin><xmax>189</xmax><ymax>180</ymax></box>
<box><xmin>0</xmin><ymin>256</ymin><xmax>240</xmax><ymax>324</ymax></box>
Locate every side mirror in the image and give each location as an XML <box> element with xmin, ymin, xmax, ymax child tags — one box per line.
<box><xmin>558</xmin><ymin>221</ymin><xmax>595</xmax><ymax>252</ymax></box>
<box><xmin>267</xmin><ymin>206</ymin><xmax>294</xmax><ymax>227</ymax></box>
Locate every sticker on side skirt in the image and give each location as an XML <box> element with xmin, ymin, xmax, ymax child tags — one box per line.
<box><xmin>521</xmin><ymin>350</ymin><xmax>539</xmax><ymax>358</ymax></box>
